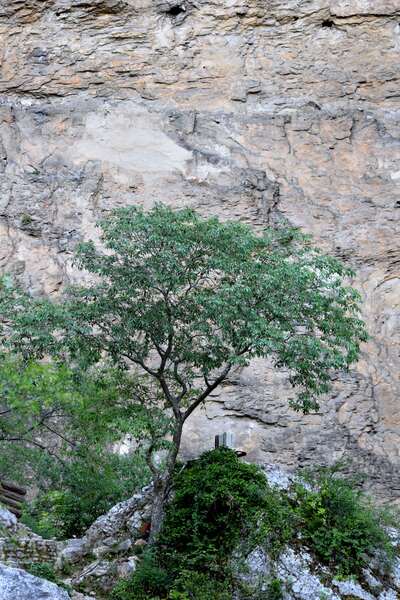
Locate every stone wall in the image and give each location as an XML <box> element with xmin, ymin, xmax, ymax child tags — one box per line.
<box><xmin>0</xmin><ymin>538</ymin><xmax>61</xmax><ymax>568</ymax></box>
<box><xmin>0</xmin><ymin>1</ymin><xmax>399</xmax><ymax>500</ymax></box>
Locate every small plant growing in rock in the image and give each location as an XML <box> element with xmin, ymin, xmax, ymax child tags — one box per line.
<box><xmin>20</xmin><ymin>213</ymin><xmax>33</xmax><ymax>227</ymax></box>
<box><xmin>265</xmin><ymin>577</ymin><xmax>284</xmax><ymax>600</ymax></box>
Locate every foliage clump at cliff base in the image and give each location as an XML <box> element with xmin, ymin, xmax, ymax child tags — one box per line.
<box><xmin>111</xmin><ymin>448</ymin><xmax>396</xmax><ymax>600</ymax></box>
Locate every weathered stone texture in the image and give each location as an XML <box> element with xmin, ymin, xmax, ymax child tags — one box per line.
<box><xmin>0</xmin><ymin>1</ymin><xmax>399</xmax><ymax>499</ymax></box>
<box><xmin>0</xmin><ymin>564</ymin><xmax>70</xmax><ymax>600</ymax></box>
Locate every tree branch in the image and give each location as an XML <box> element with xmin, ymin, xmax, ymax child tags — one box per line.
<box><xmin>183</xmin><ymin>363</ymin><xmax>232</xmax><ymax>421</ymax></box>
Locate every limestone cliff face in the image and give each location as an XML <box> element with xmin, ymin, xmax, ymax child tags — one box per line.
<box><xmin>0</xmin><ymin>0</ymin><xmax>399</xmax><ymax>499</ymax></box>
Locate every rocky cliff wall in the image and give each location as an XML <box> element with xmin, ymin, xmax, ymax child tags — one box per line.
<box><xmin>0</xmin><ymin>0</ymin><xmax>399</xmax><ymax>500</ymax></box>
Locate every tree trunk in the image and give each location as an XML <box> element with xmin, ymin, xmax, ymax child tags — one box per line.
<box><xmin>149</xmin><ymin>420</ymin><xmax>183</xmax><ymax>544</ymax></box>
<box><xmin>149</xmin><ymin>474</ymin><xmax>169</xmax><ymax>543</ymax></box>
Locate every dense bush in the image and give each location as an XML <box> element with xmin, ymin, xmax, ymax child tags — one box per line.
<box><xmin>111</xmin><ymin>560</ymin><xmax>232</xmax><ymax>600</ymax></box>
<box><xmin>22</xmin><ymin>451</ymin><xmax>149</xmax><ymax>539</ymax></box>
<box><xmin>158</xmin><ymin>447</ymin><xmax>269</xmax><ymax>578</ymax></box>
<box><xmin>169</xmin><ymin>570</ymin><xmax>231</xmax><ymax>600</ymax></box>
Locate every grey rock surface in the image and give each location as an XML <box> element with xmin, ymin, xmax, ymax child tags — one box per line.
<box><xmin>59</xmin><ymin>485</ymin><xmax>151</xmax><ymax>593</ymax></box>
<box><xmin>0</xmin><ymin>509</ymin><xmax>17</xmax><ymax>531</ymax></box>
<box><xmin>58</xmin><ymin>538</ymin><xmax>89</xmax><ymax>569</ymax></box>
<box><xmin>85</xmin><ymin>486</ymin><xmax>152</xmax><ymax>546</ymax></box>
<box><xmin>0</xmin><ymin>0</ymin><xmax>399</xmax><ymax>501</ymax></box>
<box><xmin>244</xmin><ymin>545</ymin><xmax>400</xmax><ymax>600</ymax></box>
<box><xmin>0</xmin><ymin>563</ymin><xmax>70</xmax><ymax>600</ymax></box>
<box><xmin>277</xmin><ymin>549</ymin><xmax>340</xmax><ymax>600</ymax></box>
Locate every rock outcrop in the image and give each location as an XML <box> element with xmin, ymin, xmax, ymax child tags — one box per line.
<box><xmin>0</xmin><ymin>1</ymin><xmax>399</xmax><ymax>499</ymax></box>
<box><xmin>0</xmin><ymin>508</ymin><xmax>17</xmax><ymax>531</ymax></box>
<box><xmin>0</xmin><ymin>563</ymin><xmax>70</xmax><ymax>600</ymax></box>
<box><xmin>0</xmin><ymin>485</ymin><xmax>153</xmax><ymax>596</ymax></box>
<box><xmin>58</xmin><ymin>485</ymin><xmax>153</xmax><ymax>593</ymax></box>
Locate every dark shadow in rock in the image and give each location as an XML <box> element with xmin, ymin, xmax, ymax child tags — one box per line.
<box><xmin>165</xmin><ymin>5</ymin><xmax>186</xmax><ymax>17</ymax></box>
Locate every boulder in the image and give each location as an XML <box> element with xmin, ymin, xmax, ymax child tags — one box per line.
<box><xmin>116</xmin><ymin>555</ymin><xmax>138</xmax><ymax>579</ymax></box>
<box><xmin>0</xmin><ymin>507</ymin><xmax>17</xmax><ymax>531</ymax></box>
<box><xmin>0</xmin><ymin>563</ymin><xmax>70</xmax><ymax>600</ymax></box>
<box><xmin>85</xmin><ymin>485</ymin><xmax>153</xmax><ymax>547</ymax></box>
<box><xmin>72</xmin><ymin>559</ymin><xmax>117</xmax><ymax>593</ymax></box>
<box><xmin>57</xmin><ymin>537</ymin><xmax>89</xmax><ymax>569</ymax></box>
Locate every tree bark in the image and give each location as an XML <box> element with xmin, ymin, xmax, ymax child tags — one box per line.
<box><xmin>149</xmin><ymin>474</ymin><xmax>169</xmax><ymax>543</ymax></box>
<box><xmin>149</xmin><ymin>419</ymin><xmax>183</xmax><ymax>544</ymax></box>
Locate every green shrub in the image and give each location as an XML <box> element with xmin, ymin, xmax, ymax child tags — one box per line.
<box><xmin>292</xmin><ymin>467</ymin><xmax>395</xmax><ymax>576</ymax></box>
<box><xmin>111</xmin><ymin>553</ymin><xmax>172</xmax><ymax>600</ymax></box>
<box><xmin>265</xmin><ymin>577</ymin><xmax>284</xmax><ymax>600</ymax></box>
<box><xmin>27</xmin><ymin>562</ymin><xmax>57</xmax><ymax>582</ymax></box>
<box><xmin>20</xmin><ymin>213</ymin><xmax>33</xmax><ymax>227</ymax></box>
<box><xmin>255</xmin><ymin>485</ymin><xmax>298</xmax><ymax>559</ymax></box>
<box><xmin>158</xmin><ymin>448</ymin><xmax>269</xmax><ymax>578</ymax></box>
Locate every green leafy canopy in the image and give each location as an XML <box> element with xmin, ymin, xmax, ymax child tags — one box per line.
<box><xmin>7</xmin><ymin>203</ymin><xmax>367</xmax><ymax>415</ymax></box>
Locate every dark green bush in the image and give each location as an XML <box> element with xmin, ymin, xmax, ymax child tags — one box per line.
<box><xmin>158</xmin><ymin>447</ymin><xmax>269</xmax><ymax>578</ymax></box>
<box><xmin>169</xmin><ymin>570</ymin><xmax>231</xmax><ymax>599</ymax></box>
<box><xmin>27</xmin><ymin>562</ymin><xmax>58</xmax><ymax>582</ymax></box>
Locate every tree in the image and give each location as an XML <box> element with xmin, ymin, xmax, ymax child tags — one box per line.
<box><xmin>4</xmin><ymin>204</ymin><xmax>368</xmax><ymax>540</ymax></box>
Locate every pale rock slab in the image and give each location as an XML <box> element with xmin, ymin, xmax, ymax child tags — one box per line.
<box><xmin>0</xmin><ymin>564</ymin><xmax>70</xmax><ymax>600</ymax></box>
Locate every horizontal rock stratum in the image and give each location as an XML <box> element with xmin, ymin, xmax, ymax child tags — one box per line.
<box><xmin>0</xmin><ymin>0</ymin><xmax>399</xmax><ymax>500</ymax></box>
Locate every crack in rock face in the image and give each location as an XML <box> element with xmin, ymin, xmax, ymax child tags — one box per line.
<box><xmin>0</xmin><ymin>0</ymin><xmax>399</xmax><ymax>500</ymax></box>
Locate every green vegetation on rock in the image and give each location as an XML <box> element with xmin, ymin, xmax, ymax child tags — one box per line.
<box><xmin>111</xmin><ymin>449</ymin><xmax>395</xmax><ymax>600</ymax></box>
<box><xmin>292</xmin><ymin>466</ymin><xmax>396</xmax><ymax>576</ymax></box>
<box><xmin>26</xmin><ymin>562</ymin><xmax>71</xmax><ymax>592</ymax></box>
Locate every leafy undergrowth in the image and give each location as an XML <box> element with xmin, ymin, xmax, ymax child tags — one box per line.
<box><xmin>21</xmin><ymin>451</ymin><xmax>150</xmax><ymax>539</ymax></box>
<box><xmin>111</xmin><ymin>448</ymin><xmax>397</xmax><ymax>600</ymax></box>
<box><xmin>292</xmin><ymin>465</ymin><xmax>395</xmax><ymax>576</ymax></box>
